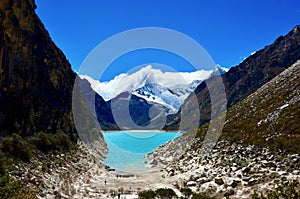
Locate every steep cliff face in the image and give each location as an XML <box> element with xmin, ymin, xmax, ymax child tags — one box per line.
<box><xmin>0</xmin><ymin>0</ymin><xmax>76</xmax><ymax>136</ymax></box>
<box><xmin>166</xmin><ymin>25</ymin><xmax>300</xmax><ymax>129</ymax></box>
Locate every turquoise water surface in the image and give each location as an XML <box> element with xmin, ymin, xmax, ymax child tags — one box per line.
<box><xmin>102</xmin><ymin>131</ymin><xmax>181</xmax><ymax>173</ymax></box>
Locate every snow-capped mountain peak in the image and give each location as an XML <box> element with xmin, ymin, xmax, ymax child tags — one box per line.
<box><xmin>80</xmin><ymin>64</ymin><xmax>228</xmax><ymax>113</ymax></box>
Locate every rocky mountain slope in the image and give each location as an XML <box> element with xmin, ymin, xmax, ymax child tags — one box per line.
<box><xmin>0</xmin><ymin>0</ymin><xmax>76</xmax><ymax>137</ymax></box>
<box><xmin>218</xmin><ymin>59</ymin><xmax>300</xmax><ymax>153</ymax></box>
<box><xmin>166</xmin><ymin>25</ymin><xmax>300</xmax><ymax>129</ymax></box>
<box><xmin>0</xmin><ymin>0</ymin><xmax>118</xmax><ymax>135</ymax></box>
<box><xmin>194</xmin><ymin>59</ymin><xmax>300</xmax><ymax>153</ymax></box>
<box><xmin>145</xmin><ymin>60</ymin><xmax>300</xmax><ymax>198</ymax></box>
<box><xmin>107</xmin><ymin>92</ymin><xmax>168</xmax><ymax>130</ymax></box>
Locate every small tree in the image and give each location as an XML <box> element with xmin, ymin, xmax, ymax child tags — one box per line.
<box><xmin>2</xmin><ymin>133</ymin><xmax>32</xmax><ymax>162</ymax></box>
<box><xmin>155</xmin><ymin>188</ymin><xmax>177</xmax><ymax>199</ymax></box>
<box><xmin>0</xmin><ymin>150</ymin><xmax>6</xmax><ymax>175</ymax></box>
<box><xmin>138</xmin><ymin>189</ymin><xmax>157</xmax><ymax>199</ymax></box>
<box><xmin>192</xmin><ymin>193</ymin><xmax>216</xmax><ymax>199</ymax></box>
<box><xmin>180</xmin><ymin>188</ymin><xmax>192</xmax><ymax>199</ymax></box>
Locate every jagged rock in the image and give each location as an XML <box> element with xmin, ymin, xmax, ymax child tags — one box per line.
<box><xmin>248</xmin><ymin>178</ymin><xmax>258</xmax><ymax>186</ymax></box>
<box><xmin>242</xmin><ymin>177</ymin><xmax>250</xmax><ymax>182</ymax></box>
<box><xmin>242</xmin><ymin>167</ymin><xmax>251</xmax><ymax>173</ymax></box>
<box><xmin>224</xmin><ymin>187</ymin><xmax>235</xmax><ymax>197</ymax></box>
<box><xmin>214</xmin><ymin>177</ymin><xmax>224</xmax><ymax>185</ymax></box>
<box><xmin>262</xmin><ymin>161</ymin><xmax>277</xmax><ymax>168</ymax></box>
<box><xmin>190</xmin><ymin>174</ymin><xmax>200</xmax><ymax>181</ymax></box>
<box><xmin>149</xmin><ymin>159</ymin><xmax>158</xmax><ymax>166</ymax></box>
<box><xmin>227</xmin><ymin>179</ymin><xmax>239</xmax><ymax>188</ymax></box>
<box><xmin>0</xmin><ymin>0</ymin><xmax>77</xmax><ymax>136</ymax></box>
<box><xmin>166</xmin><ymin>24</ymin><xmax>300</xmax><ymax>129</ymax></box>
<box><xmin>231</xmin><ymin>166</ymin><xmax>238</xmax><ymax>172</ymax></box>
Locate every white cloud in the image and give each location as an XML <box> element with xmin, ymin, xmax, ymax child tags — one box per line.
<box><xmin>80</xmin><ymin>65</ymin><xmax>214</xmax><ymax>101</ymax></box>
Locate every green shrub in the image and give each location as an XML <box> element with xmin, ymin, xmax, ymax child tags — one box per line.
<box><xmin>1</xmin><ymin>133</ymin><xmax>32</xmax><ymax>162</ymax></box>
<box><xmin>30</xmin><ymin>131</ymin><xmax>72</xmax><ymax>153</ymax></box>
<box><xmin>180</xmin><ymin>187</ymin><xmax>193</xmax><ymax>199</ymax></box>
<box><xmin>54</xmin><ymin>131</ymin><xmax>72</xmax><ymax>151</ymax></box>
<box><xmin>192</xmin><ymin>193</ymin><xmax>216</xmax><ymax>199</ymax></box>
<box><xmin>138</xmin><ymin>189</ymin><xmax>157</xmax><ymax>199</ymax></box>
<box><xmin>0</xmin><ymin>150</ymin><xmax>6</xmax><ymax>175</ymax></box>
<box><xmin>0</xmin><ymin>175</ymin><xmax>37</xmax><ymax>199</ymax></box>
<box><xmin>155</xmin><ymin>188</ymin><xmax>177</xmax><ymax>199</ymax></box>
<box><xmin>251</xmin><ymin>182</ymin><xmax>300</xmax><ymax>199</ymax></box>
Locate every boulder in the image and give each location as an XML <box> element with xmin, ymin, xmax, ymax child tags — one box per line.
<box><xmin>292</xmin><ymin>170</ymin><xmax>300</xmax><ymax>175</ymax></box>
<box><xmin>187</xmin><ymin>181</ymin><xmax>197</xmax><ymax>186</ymax></box>
<box><xmin>215</xmin><ymin>177</ymin><xmax>224</xmax><ymax>185</ymax></box>
<box><xmin>242</xmin><ymin>167</ymin><xmax>251</xmax><ymax>173</ymax></box>
<box><xmin>200</xmin><ymin>182</ymin><xmax>218</xmax><ymax>195</ymax></box>
<box><xmin>262</xmin><ymin>160</ymin><xmax>276</xmax><ymax>168</ymax></box>
<box><xmin>227</xmin><ymin>179</ymin><xmax>239</xmax><ymax>188</ymax></box>
<box><xmin>248</xmin><ymin>178</ymin><xmax>257</xmax><ymax>186</ymax></box>
<box><xmin>149</xmin><ymin>159</ymin><xmax>158</xmax><ymax>166</ymax></box>
<box><xmin>224</xmin><ymin>187</ymin><xmax>235</xmax><ymax>197</ymax></box>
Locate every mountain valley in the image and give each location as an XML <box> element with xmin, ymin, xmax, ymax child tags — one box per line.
<box><xmin>0</xmin><ymin>0</ymin><xmax>299</xmax><ymax>198</ymax></box>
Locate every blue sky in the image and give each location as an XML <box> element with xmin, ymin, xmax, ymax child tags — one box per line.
<box><xmin>36</xmin><ymin>0</ymin><xmax>300</xmax><ymax>81</ymax></box>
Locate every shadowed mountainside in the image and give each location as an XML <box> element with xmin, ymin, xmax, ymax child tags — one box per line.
<box><xmin>0</xmin><ymin>0</ymin><xmax>76</xmax><ymax>137</ymax></box>
<box><xmin>0</xmin><ymin>0</ymin><xmax>118</xmax><ymax>137</ymax></box>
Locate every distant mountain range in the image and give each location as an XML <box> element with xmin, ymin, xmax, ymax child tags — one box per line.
<box><xmin>81</xmin><ymin>65</ymin><xmax>228</xmax><ymax>113</ymax></box>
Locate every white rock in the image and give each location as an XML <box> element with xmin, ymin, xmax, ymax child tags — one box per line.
<box><xmin>292</xmin><ymin>170</ymin><xmax>300</xmax><ymax>175</ymax></box>
<box><xmin>187</xmin><ymin>181</ymin><xmax>197</xmax><ymax>186</ymax></box>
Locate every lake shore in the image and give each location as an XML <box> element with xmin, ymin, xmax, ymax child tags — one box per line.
<box><xmin>11</xmin><ymin>139</ymin><xmax>300</xmax><ymax>199</ymax></box>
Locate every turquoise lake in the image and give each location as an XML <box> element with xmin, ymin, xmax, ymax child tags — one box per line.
<box><xmin>102</xmin><ymin>131</ymin><xmax>182</xmax><ymax>173</ymax></box>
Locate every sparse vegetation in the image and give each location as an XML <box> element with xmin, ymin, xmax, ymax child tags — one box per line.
<box><xmin>191</xmin><ymin>193</ymin><xmax>216</xmax><ymax>199</ymax></box>
<box><xmin>1</xmin><ymin>133</ymin><xmax>32</xmax><ymax>162</ymax></box>
<box><xmin>196</xmin><ymin>61</ymin><xmax>300</xmax><ymax>154</ymax></box>
<box><xmin>155</xmin><ymin>188</ymin><xmax>177</xmax><ymax>199</ymax></box>
<box><xmin>138</xmin><ymin>189</ymin><xmax>157</xmax><ymax>199</ymax></box>
<box><xmin>29</xmin><ymin>131</ymin><xmax>73</xmax><ymax>153</ymax></box>
<box><xmin>0</xmin><ymin>175</ymin><xmax>37</xmax><ymax>199</ymax></box>
<box><xmin>0</xmin><ymin>130</ymin><xmax>75</xmax><ymax>198</ymax></box>
<box><xmin>0</xmin><ymin>131</ymin><xmax>74</xmax><ymax>163</ymax></box>
<box><xmin>180</xmin><ymin>187</ymin><xmax>193</xmax><ymax>198</ymax></box>
<box><xmin>138</xmin><ymin>188</ymin><xmax>219</xmax><ymax>199</ymax></box>
<box><xmin>251</xmin><ymin>182</ymin><xmax>300</xmax><ymax>199</ymax></box>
